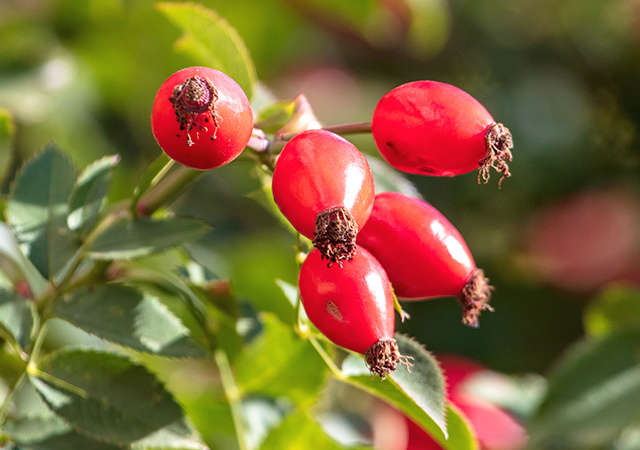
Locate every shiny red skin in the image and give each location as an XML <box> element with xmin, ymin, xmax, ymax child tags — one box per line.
<box><xmin>298</xmin><ymin>246</ymin><xmax>395</xmax><ymax>354</ymax></box>
<box><xmin>272</xmin><ymin>129</ymin><xmax>375</xmax><ymax>240</ymax></box>
<box><xmin>372</xmin><ymin>81</ymin><xmax>495</xmax><ymax>176</ymax></box>
<box><xmin>357</xmin><ymin>192</ymin><xmax>476</xmax><ymax>299</ymax></box>
<box><xmin>151</xmin><ymin>66</ymin><xmax>253</xmax><ymax>170</ymax></box>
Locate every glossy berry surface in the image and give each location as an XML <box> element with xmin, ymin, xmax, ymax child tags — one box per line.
<box><xmin>357</xmin><ymin>192</ymin><xmax>492</xmax><ymax>326</ymax></box>
<box><xmin>299</xmin><ymin>246</ymin><xmax>398</xmax><ymax>376</ymax></box>
<box><xmin>372</xmin><ymin>81</ymin><xmax>513</xmax><ymax>184</ymax></box>
<box><xmin>272</xmin><ymin>129</ymin><xmax>375</xmax><ymax>263</ymax></box>
<box><xmin>151</xmin><ymin>66</ymin><xmax>253</xmax><ymax>170</ymax></box>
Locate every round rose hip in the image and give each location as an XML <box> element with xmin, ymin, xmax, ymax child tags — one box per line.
<box><xmin>272</xmin><ymin>129</ymin><xmax>375</xmax><ymax>265</ymax></box>
<box><xmin>357</xmin><ymin>192</ymin><xmax>493</xmax><ymax>327</ymax></box>
<box><xmin>299</xmin><ymin>246</ymin><xmax>399</xmax><ymax>377</ymax></box>
<box><xmin>372</xmin><ymin>81</ymin><xmax>513</xmax><ymax>185</ymax></box>
<box><xmin>151</xmin><ymin>66</ymin><xmax>253</xmax><ymax>170</ymax></box>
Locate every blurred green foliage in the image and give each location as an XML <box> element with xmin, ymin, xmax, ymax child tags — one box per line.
<box><xmin>1</xmin><ymin>0</ymin><xmax>640</xmax><ymax>448</ymax></box>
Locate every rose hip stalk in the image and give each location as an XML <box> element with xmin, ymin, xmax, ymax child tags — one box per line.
<box><xmin>272</xmin><ymin>129</ymin><xmax>375</xmax><ymax>264</ymax></box>
<box><xmin>299</xmin><ymin>246</ymin><xmax>402</xmax><ymax>377</ymax></box>
<box><xmin>372</xmin><ymin>81</ymin><xmax>513</xmax><ymax>186</ymax></box>
<box><xmin>357</xmin><ymin>192</ymin><xmax>493</xmax><ymax>327</ymax></box>
<box><xmin>151</xmin><ymin>66</ymin><xmax>253</xmax><ymax>170</ymax></box>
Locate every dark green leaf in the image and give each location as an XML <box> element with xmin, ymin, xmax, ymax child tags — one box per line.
<box><xmin>341</xmin><ymin>335</ymin><xmax>452</xmax><ymax>446</ymax></box>
<box><xmin>67</xmin><ymin>154</ymin><xmax>119</xmax><ymax>234</ymax></box>
<box><xmin>30</xmin><ymin>349</ymin><xmax>184</xmax><ymax>445</ymax></box>
<box><xmin>530</xmin><ymin>328</ymin><xmax>640</xmax><ymax>447</ymax></box>
<box><xmin>260</xmin><ymin>410</ymin><xmax>369</xmax><ymax>450</ymax></box>
<box><xmin>234</xmin><ymin>314</ymin><xmax>327</xmax><ymax>406</ymax></box>
<box><xmin>584</xmin><ymin>284</ymin><xmax>640</xmax><ymax>337</ymax></box>
<box><xmin>6</xmin><ymin>145</ymin><xmax>78</xmax><ymax>279</ymax></box>
<box><xmin>54</xmin><ymin>284</ymin><xmax>206</xmax><ymax>358</ymax></box>
<box><xmin>157</xmin><ymin>2</ymin><xmax>257</xmax><ymax>98</ymax></box>
<box><xmin>0</xmin><ymin>288</ymin><xmax>36</xmax><ymax>351</ymax></box>
<box><xmin>366</xmin><ymin>156</ymin><xmax>422</xmax><ymax>199</ymax></box>
<box><xmin>0</xmin><ymin>108</ymin><xmax>14</xmax><ymax>183</ymax></box>
<box><xmin>88</xmin><ymin>216</ymin><xmax>211</xmax><ymax>260</ymax></box>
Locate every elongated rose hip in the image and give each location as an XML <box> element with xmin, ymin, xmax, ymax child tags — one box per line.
<box><xmin>299</xmin><ymin>246</ymin><xmax>401</xmax><ymax>377</ymax></box>
<box><xmin>357</xmin><ymin>192</ymin><xmax>493</xmax><ymax>327</ymax></box>
<box><xmin>272</xmin><ymin>129</ymin><xmax>375</xmax><ymax>264</ymax></box>
<box><xmin>372</xmin><ymin>81</ymin><xmax>513</xmax><ymax>185</ymax></box>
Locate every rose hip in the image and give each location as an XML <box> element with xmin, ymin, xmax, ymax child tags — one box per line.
<box><xmin>372</xmin><ymin>81</ymin><xmax>513</xmax><ymax>185</ymax></box>
<box><xmin>151</xmin><ymin>66</ymin><xmax>253</xmax><ymax>170</ymax></box>
<box><xmin>272</xmin><ymin>129</ymin><xmax>375</xmax><ymax>264</ymax></box>
<box><xmin>299</xmin><ymin>246</ymin><xmax>400</xmax><ymax>377</ymax></box>
<box><xmin>357</xmin><ymin>192</ymin><xmax>493</xmax><ymax>327</ymax></box>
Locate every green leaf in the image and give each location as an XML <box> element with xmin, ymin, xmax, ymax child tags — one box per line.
<box><xmin>260</xmin><ymin>410</ymin><xmax>369</xmax><ymax>450</ymax></box>
<box><xmin>88</xmin><ymin>216</ymin><xmax>211</xmax><ymax>260</ymax></box>
<box><xmin>54</xmin><ymin>284</ymin><xmax>206</xmax><ymax>358</ymax></box>
<box><xmin>6</xmin><ymin>145</ymin><xmax>78</xmax><ymax>279</ymax></box>
<box><xmin>442</xmin><ymin>403</ymin><xmax>479</xmax><ymax>450</ymax></box>
<box><xmin>0</xmin><ymin>108</ymin><xmax>14</xmax><ymax>183</ymax></box>
<box><xmin>246</xmin><ymin>169</ymin><xmax>297</xmax><ymax>236</ymax></box>
<box><xmin>530</xmin><ymin>328</ymin><xmax>640</xmax><ymax>447</ymax></box>
<box><xmin>234</xmin><ymin>314</ymin><xmax>327</xmax><ymax>406</ymax></box>
<box><xmin>30</xmin><ymin>349</ymin><xmax>184</xmax><ymax>445</ymax></box>
<box><xmin>255</xmin><ymin>100</ymin><xmax>296</xmax><ymax>134</ymax></box>
<box><xmin>366</xmin><ymin>156</ymin><xmax>422</xmax><ymax>199</ymax></box>
<box><xmin>157</xmin><ymin>2</ymin><xmax>257</xmax><ymax>99</ymax></box>
<box><xmin>584</xmin><ymin>284</ymin><xmax>640</xmax><ymax>337</ymax></box>
<box><xmin>0</xmin><ymin>222</ymin><xmax>47</xmax><ymax>296</ymax></box>
<box><xmin>132</xmin><ymin>152</ymin><xmax>171</xmax><ymax>208</ymax></box>
<box><xmin>67</xmin><ymin>154</ymin><xmax>119</xmax><ymax>234</ymax></box>
<box><xmin>0</xmin><ymin>288</ymin><xmax>36</xmax><ymax>351</ymax></box>
<box><xmin>341</xmin><ymin>335</ymin><xmax>450</xmax><ymax>444</ymax></box>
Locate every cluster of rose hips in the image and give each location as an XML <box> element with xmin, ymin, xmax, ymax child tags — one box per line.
<box><xmin>151</xmin><ymin>66</ymin><xmax>513</xmax><ymax>378</ymax></box>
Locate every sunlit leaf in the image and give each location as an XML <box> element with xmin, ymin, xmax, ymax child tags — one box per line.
<box><xmin>54</xmin><ymin>284</ymin><xmax>207</xmax><ymax>358</ymax></box>
<box><xmin>341</xmin><ymin>335</ymin><xmax>450</xmax><ymax>444</ymax></box>
<box><xmin>67</xmin><ymin>154</ymin><xmax>119</xmax><ymax>234</ymax></box>
<box><xmin>157</xmin><ymin>2</ymin><xmax>257</xmax><ymax>98</ymax></box>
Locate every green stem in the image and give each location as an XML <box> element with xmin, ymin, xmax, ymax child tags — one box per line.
<box><xmin>136</xmin><ymin>165</ymin><xmax>203</xmax><ymax>216</ymax></box>
<box><xmin>309</xmin><ymin>337</ymin><xmax>344</xmax><ymax>380</ymax></box>
<box><xmin>215</xmin><ymin>350</ymin><xmax>248</xmax><ymax>450</ymax></box>
<box><xmin>0</xmin><ymin>372</ymin><xmax>25</xmax><ymax>426</ymax></box>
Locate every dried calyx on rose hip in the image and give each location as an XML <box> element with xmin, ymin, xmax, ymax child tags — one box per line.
<box><xmin>151</xmin><ymin>66</ymin><xmax>253</xmax><ymax>170</ymax></box>
<box><xmin>272</xmin><ymin>129</ymin><xmax>375</xmax><ymax>265</ymax></box>
<box><xmin>372</xmin><ymin>80</ymin><xmax>513</xmax><ymax>186</ymax></box>
<box><xmin>299</xmin><ymin>246</ymin><xmax>410</xmax><ymax>377</ymax></box>
<box><xmin>357</xmin><ymin>192</ymin><xmax>493</xmax><ymax>327</ymax></box>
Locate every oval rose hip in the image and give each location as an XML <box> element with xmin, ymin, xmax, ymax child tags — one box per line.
<box><xmin>357</xmin><ymin>192</ymin><xmax>493</xmax><ymax>327</ymax></box>
<box><xmin>272</xmin><ymin>129</ymin><xmax>375</xmax><ymax>264</ymax></box>
<box><xmin>151</xmin><ymin>66</ymin><xmax>253</xmax><ymax>170</ymax></box>
<box><xmin>299</xmin><ymin>246</ymin><xmax>400</xmax><ymax>377</ymax></box>
<box><xmin>372</xmin><ymin>81</ymin><xmax>513</xmax><ymax>185</ymax></box>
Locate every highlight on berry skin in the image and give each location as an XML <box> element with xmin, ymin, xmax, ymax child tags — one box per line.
<box><xmin>151</xmin><ymin>66</ymin><xmax>253</xmax><ymax>170</ymax></box>
<box><xmin>272</xmin><ymin>129</ymin><xmax>375</xmax><ymax>265</ymax></box>
<box><xmin>357</xmin><ymin>192</ymin><xmax>493</xmax><ymax>327</ymax></box>
<box><xmin>371</xmin><ymin>80</ymin><xmax>514</xmax><ymax>187</ymax></box>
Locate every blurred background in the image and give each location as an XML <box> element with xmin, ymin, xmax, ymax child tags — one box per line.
<box><xmin>1</xmin><ymin>0</ymin><xmax>640</xmax><ymax>446</ymax></box>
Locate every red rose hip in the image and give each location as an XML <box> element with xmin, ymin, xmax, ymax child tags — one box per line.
<box><xmin>272</xmin><ymin>130</ymin><xmax>375</xmax><ymax>264</ymax></box>
<box><xmin>299</xmin><ymin>246</ymin><xmax>400</xmax><ymax>377</ymax></box>
<box><xmin>357</xmin><ymin>192</ymin><xmax>493</xmax><ymax>327</ymax></box>
<box><xmin>151</xmin><ymin>66</ymin><xmax>253</xmax><ymax>170</ymax></box>
<box><xmin>372</xmin><ymin>81</ymin><xmax>513</xmax><ymax>185</ymax></box>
